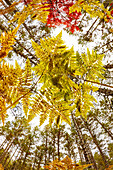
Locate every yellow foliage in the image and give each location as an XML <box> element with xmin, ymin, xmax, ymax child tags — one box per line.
<box><xmin>44</xmin><ymin>155</ymin><xmax>92</xmax><ymax>170</ymax></box>
<box><xmin>0</xmin><ymin>1</ymin><xmax>20</xmax><ymax>15</ymax></box>
<box><xmin>0</xmin><ymin>59</ymin><xmax>32</xmax><ymax>124</ymax></box>
<box><xmin>0</xmin><ymin>97</ymin><xmax>6</xmax><ymax>125</ymax></box>
<box><xmin>105</xmin><ymin>165</ymin><xmax>113</xmax><ymax>170</ymax></box>
<box><xmin>31</xmin><ymin>32</ymin><xmax>105</xmax><ymax>125</ymax></box>
<box><xmin>0</xmin><ymin>26</ymin><xmax>19</xmax><ymax>60</ymax></box>
<box><xmin>0</xmin><ymin>32</ymin><xmax>106</xmax><ymax>126</ymax></box>
<box><xmin>69</xmin><ymin>0</ymin><xmax>113</xmax><ymax>20</ymax></box>
<box><xmin>109</xmin><ymin>29</ymin><xmax>113</xmax><ymax>32</ymax></box>
<box><xmin>9</xmin><ymin>0</ymin><xmax>50</xmax><ymax>27</ymax></box>
<box><xmin>0</xmin><ymin>164</ymin><xmax>4</xmax><ymax>170</ymax></box>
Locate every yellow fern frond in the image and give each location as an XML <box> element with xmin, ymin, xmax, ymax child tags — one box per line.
<box><xmin>0</xmin><ymin>97</ymin><xmax>7</xmax><ymax>125</ymax></box>
<box><xmin>0</xmin><ymin>26</ymin><xmax>19</xmax><ymax>60</ymax></box>
<box><xmin>44</xmin><ymin>156</ymin><xmax>92</xmax><ymax>170</ymax></box>
<box><xmin>22</xmin><ymin>94</ymin><xmax>30</xmax><ymax>117</ymax></box>
<box><xmin>0</xmin><ymin>60</ymin><xmax>33</xmax><ymax>124</ymax></box>
<box><xmin>9</xmin><ymin>0</ymin><xmax>50</xmax><ymax>28</ymax></box>
<box><xmin>0</xmin><ymin>164</ymin><xmax>4</xmax><ymax>170</ymax></box>
<box><xmin>0</xmin><ymin>1</ymin><xmax>20</xmax><ymax>15</ymax></box>
<box><xmin>69</xmin><ymin>0</ymin><xmax>113</xmax><ymax>20</ymax></box>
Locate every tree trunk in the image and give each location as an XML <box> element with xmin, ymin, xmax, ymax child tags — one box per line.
<box><xmin>4</xmin><ymin>145</ymin><xmax>18</xmax><ymax>169</ymax></box>
<box><xmin>81</xmin><ymin>117</ymin><xmax>109</xmax><ymax>168</ymax></box>
<box><xmin>76</xmin><ymin>138</ymin><xmax>85</xmax><ymax>164</ymax></box>
<box><xmin>37</xmin><ymin>156</ymin><xmax>42</xmax><ymax>170</ymax></box>
<box><xmin>0</xmin><ymin>139</ymin><xmax>14</xmax><ymax>163</ymax></box>
<box><xmin>53</xmin><ymin>136</ymin><xmax>55</xmax><ymax>161</ymax></box>
<box><xmin>66</xmin><ymin>135</ymin><xmax>71</xmax><ymax>158</ymax></box>
<box><xmin>44</xmin><ymin>133</ymin><xmax>48</xmax><ymax>169</ymax></box>
<box><xmin>58</xmin><ymin>128</ymin><xmax>60</xmax><ymax>161</ymax></box>
<box><xmin>32</xmin><ymin>150</ymin><xmax>37</xmax><ymax>170</ymax></box>
<box><xmin>48</xmin><ymin>149</ymin><xmax>51</xmax><ymax>163</ymax></box>
<box><xmin>94</xmin><ymin>116</ymin><xmax>113</xmax><ymax>140</ymax></box>
<box><xmin>21</xmin><ymin>139</ymin><xmax>32</xmax><ymax>169</ymax></box>
<box><xmin>2</xmin><ymin>144</ymin><xmax>13</xmax><ymax>166</ymax></box>
<box><xmin>0</xmin><ymin>139</ymin><xmax>12</xmax><ymax>157</ymax></box>
<box><xmin>71</xmin><ymin>113</ymin><xmax>90</xmax><ymax>164</ymax></box>
<box><xmin>13</xmin><ymin>145</ymin><xmax>26</xmax><ymax>170</ymax></box>
<box><xmin>0</xmin><ymin>138</ymin><xmax>7</xmax><ymax>149</ymax></box>
<box><xmin>85</xmin><ymin>142</ymin><xmax>98</xmax><ymax>170</ymax></box>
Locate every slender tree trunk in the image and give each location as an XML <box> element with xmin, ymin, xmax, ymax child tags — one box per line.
<box><xmin>21</xmin><ymin>139</ymin><xmax>31</xmax><ymax>169</ymax></box>
<box><xmin>66</xmin><ymin>136</ymin><xmax>71</xmax><ymax>158</ymax></box>
<box><xmin>58</xmin><ymin>128</ymin><xmax>60</xmax><ymax>161</ymax></box>
<box><xmin>13</xmin><ymin>145</ymin><xmax>26</xmax><ymax>170</ymax></box>
<box><xmin>38</xmin><ymin>156</ymin><xmax>43</xmax><ymax>170</ymax></box>
<box><xmin>0</xmin><ymin>139</ymin><xmax>14</xmax><ymax>162</ymax></box>
<box><xmin>14</xmin><ymin>151</ymin><xmax>24</xmax><ymax>170</ymax></box>
<box><xmin>48</xmin><ymin>149</ymin><xmax>51</xmax><ymax>163</ymax></box>
<box><xmin>85</xmin><ymin>142</ymin><xmax>98</xmax><ymax>170</ymax></box>
<box><xmin>71</xmin><ymin>113</ymin><xmax>90</xmax><ymax>164</ymax></box>
<box><xmin>4</xmin><ymin>145</ymin><xmax>18</xmax><ymax>169</ymax></box>
<box><xmin>0</xmin><ymin>138</ymin><xmax>7</xmax><ymax>149</ymax></box>
<box><xmin>13</xmin><ymin>136</ymin><xmax>30</xmax><ymax>170</ymax></box>
<box><xmin>76</xmin><ymin>138</ymin><xmax>85</xmax><ymax>164</ymax></box>
<box><xmin>2</xmin><ymin>154</ymin><xmax>10</xmax><ymax>169</ymax></box>
<box><xmin>0</xmin><ymin>139</ymin><xmax>12</xmax><ymax>157</ymax></box>
<box><xmin>72</xmin><ymin>114</ymin><xmax>97</xmax><ymax>169</ymax></box>
<box><xmin>53</xmin><ymin>136</ymin><xmax>55</xmax><ymax>161</ymax></box>
<box><xmin>2</xmin><ymin>144</ymin><xmax>14</xmax><ymax>166</ymax></box>
<box><xmin>32</xmin><ymin>150</ymin><xmax>37</xmax><ymax>170</ymax></box>
<box><xmin>9</xmin><ymin>149</ymin><xmax>21</xmax><ymax>170</ymax></box>
<box><xmin>81</xmin><ymin>117</ymin><xmax>109</xmax><ymax>168</ymax></box>
<box><xmin>44</xmin><ymin>133</ymin><xmax>48</xmax><ymax>170</ymax></box>
<box><xmin>94</xmin><ymin>116</ymin><xmax>113</xmax><ymax>140</ymax></box>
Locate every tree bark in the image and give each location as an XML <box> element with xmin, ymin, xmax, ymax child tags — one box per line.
<box><xmin>32</xmin><ymin>150</ymin><xmax>37</xmax><ymax>170</ymax></box>
<box><xmin>44</xmin><ymin>133</ymin><xmax>48</xmax><ymax>170</ymax></box>
<box><xmin>94</xmin><ymin>116</ymin><xmax>113</xmax><ymax>140</ymax></box>
<box><xmin>4</xmin><ymin>146</ymin><xmax>18</xmax><ymax>169</ymax></box>
<box><xmin>76</xmin><ymin>138</ymin><xmax>85</xmax><ymax>164</ymax></box>
<box><xmin>21</xmin><ymin>138</ymin><xmax>32</xmax><ymax>169</ymax></box>
<box><xmin>97</xmin><ymin>88</ymin><xmax>113</xmax><ymax>96</ymax></box>
<box><xmin>71</xmin><ymin>113</ymin><xmax>90</xmax><ymax>164</ymax></box>
<box><xmin>85</xmin><ymin>142</ymin><xmax>98</xmax><ymax>170</ymax></box>
<box><xmin>0</xmin><ymin>139</ymin><xmax>14</xmax><ymax>163</ymax></box>
<box><xmin>0</xmin><ymin>138</ymin><xmax>7</xmax><ymax>149</ymax></box>
<box><xmin>104</xmin><ymin>64</ymin><xmax>113</xmax><ymax>69</ymax></box>
<box><xmin>81</xmin><ymin>117</ymin><xmax>109</xmax><ymax>168</ymax></box>
<box><xmin>53</xmin><ymin>135</ymin><xmax>55</xmax><ymax>161</ymax></box>
<box><xmin>58</xmin><ymin>128</ymin><xmax>60</xmax><ymax>161</ymax></box>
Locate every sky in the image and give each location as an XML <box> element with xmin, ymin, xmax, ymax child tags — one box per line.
<box><xmin>51</xmin><ymin>26</ymin><xmax>96</xmax><ymax>52</ymax></box>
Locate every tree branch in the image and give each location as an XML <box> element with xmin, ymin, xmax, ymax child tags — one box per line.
<box><xmin>104</xmin><ymin>63</ymin><xmax>113</xmax><ymax>69</ymax></box>
<box><xmin>84</xmin><ymin>79</ymin><xmax>113</xmax><ymax>89</ymax></box>
<box><xmin>97</xmin><ymin>88</ymin><xmax>113</xmax><ymax>96</ymax></box>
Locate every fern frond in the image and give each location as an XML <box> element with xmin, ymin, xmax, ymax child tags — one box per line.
<box><xmin>69</xmin><ymin>0</ymin><xmax>113</xmax><ymax>20</ymax></box>
<box><xmin>0</xmin><ymin>97</ymin><xmax>7</xmax><ymax>125</ymax></box>
<box><xmin>31</xmin><ymin>33</ymin><xmax>105</xmax><ymax>124</ymax></box>
<box><xmin>0</xmin><ymin>59</ymin><xmax>33</xmax><ymax>124</ymax></box>
<box><xmin>44</xmin><ymin>155</ymin><xmax>92</xmax><ymax>170</ymax></box>
<box><xmin>0</xmin><ymin>1</ymin><xmax>20</xmax><ymax>15</ymax></box>
<box><xmin>9</xmin><ymin>0</ymin><xmax>50</xmax><ymax>27</ymax></box>
<box><xmin>0</xmin><ymin>27</ymin><xmax>19</xmax><ymax>59</ymax></box>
